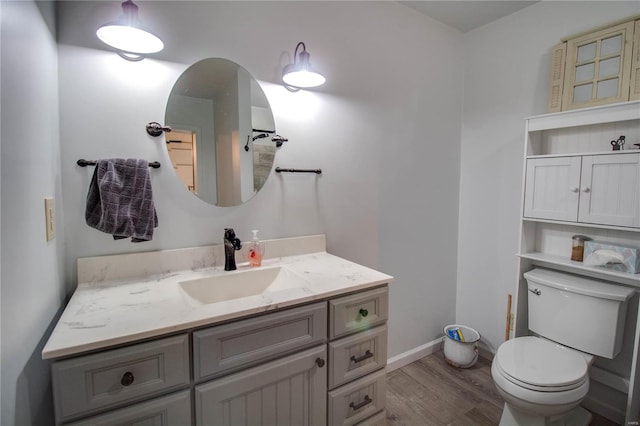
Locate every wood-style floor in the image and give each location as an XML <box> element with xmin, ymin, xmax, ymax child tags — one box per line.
<box><xmin>385</xmin><ymin>350</ymin><xmax>619</xmax><ymax>426</ymax></box>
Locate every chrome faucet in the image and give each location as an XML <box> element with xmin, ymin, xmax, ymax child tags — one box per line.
<box><xmin>224</xmin><ymin>228</ymin><xmax>242</xmax><ymax>271</ymax></box>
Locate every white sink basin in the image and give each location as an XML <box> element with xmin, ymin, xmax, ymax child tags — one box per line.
<box><xmin>179</xmin><ymin>266</ymin><xmax>310</xmax><ymax>304</ymax></box>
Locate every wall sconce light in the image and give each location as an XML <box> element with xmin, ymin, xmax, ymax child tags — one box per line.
<box><xmin>96</xmin><ymin>0</ymin><xmax>163</xmax><ymax>61</ymax></box>
<box><xmin>282</xmin><ymin>42</ymin><xmax>326</xmax><ymax>91</ymax></box>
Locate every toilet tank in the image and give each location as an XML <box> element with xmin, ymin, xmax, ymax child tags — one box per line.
<box><xmin>523</xmin><ymin>268</ymin><xmax>635</xmax><ymax>358</ymax></box>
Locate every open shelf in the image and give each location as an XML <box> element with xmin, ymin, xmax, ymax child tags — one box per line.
<box><xmin>518</xmin><ymin>252</ymin><xmax>640</xmax><ymax>287</ymax></box>
<box><xmin>526</xmin><ymin>100</ymin><xmax>640</xmax><ymax>132</ymax></box>
<box><xmin>522</xmin><ymin>217</ymin><xmax>640</xmax><ymax>233</ymax></box>
<box><xmin>526</xmin><ymin>150</ymin><xmax>640</xmax><ymax>159</ymax></box>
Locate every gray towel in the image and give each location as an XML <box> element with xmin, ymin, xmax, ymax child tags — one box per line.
<box><xmin>85</xmin><ymin>159</ymin><xmax>158</xmax><ymax>242</ymax></box>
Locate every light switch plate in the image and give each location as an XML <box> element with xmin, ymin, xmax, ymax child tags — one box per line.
<box><xmin>44</xmin><ymin>197</ymin><xmax>55</xmax><ymax>241</ymax></box>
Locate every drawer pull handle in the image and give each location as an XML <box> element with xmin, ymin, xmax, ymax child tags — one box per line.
<box><xmin>121</xmin><ymin>371</ymin><xmax>135</xmax><ymax>387</ymax></box>
<box><xmin>359</xmin><ymin>308</ymin><xmax>368</xmax><ymax>317</ymax></box>
<box><xmin>315</xmin><ymin>358</ymin><xmax>325</xmax><ymax>368</ymax></box>
<box><xmin>350</xmin><ymin>395</ymin><xmax>372</xmax><ymax>411</ymax></box>
<box><xmin>351</xmin><ymin>350</ymin><xmax>374</xmax><ymax>364</ymax></box>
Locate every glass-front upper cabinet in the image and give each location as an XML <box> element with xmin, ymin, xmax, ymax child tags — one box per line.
<box><xmin>548</xmin><ymin>16</ymin><xmax>640</xmax><ymax>112</ymax></box>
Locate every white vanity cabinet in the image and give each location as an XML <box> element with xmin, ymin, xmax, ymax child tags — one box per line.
<box><xmin>515</xmin><ymin>101</ymin><xmax>640</xmax><ymax>424</ymax></box>
<box><xmin>524</xmin><ymin>152</ymin><xmax>640</xmax><ymax>227</ymax></box>
<box><xmin>50</xmin><ymin>284</ymin><xmax>390</xmax><ymax>426</ymax></box>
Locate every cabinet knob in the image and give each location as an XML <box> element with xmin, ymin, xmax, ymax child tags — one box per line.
<box><xmin>581</xmin><ymin>187</ymin><xmax>591</xmax><ymax>193</ymax></box>
<box><xmin>315</xmin><ymin>358</ymin><xmax>325</xmax><ymax>368</ymax></box>
<box><xmin>570</xmin><ymin>187</ymin><xmax>579</xmax><ymax>193</ymax></box>
<box><xmin>121</xmin><ymin>371</ymin><xmax>135</xmax><ymax>387</ymax></box>
<box><xmin>359</xmin><ymin>308</ymin><xmax>368</xmax><ymax>317</ymax></box>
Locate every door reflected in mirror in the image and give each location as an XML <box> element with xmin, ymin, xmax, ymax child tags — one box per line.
<box><xmin>165</xmin><ymin>58</ymin><xmax>277</xmax><ymax>207</ymax></box>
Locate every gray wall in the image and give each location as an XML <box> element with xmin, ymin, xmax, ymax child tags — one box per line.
<box><xmin>1</xmin><ymin>1</ymin><xmax>65</xmax><ymax>424</ymax></box>
<box><xmin>56</xmin><ymin>0</ymin><xmax>464</xmax><ymax>364</ymax></box>
<box><xmin>457</xmin><ymin>1</ymin><xmax>640</xmax><ymax>354</ymax></box>
<box><xmin>5</xmin><ymin>1</ymin><xmax>636</xmax><ymax>425</ymax></box>
<box><xmin>1</xmin><ymin>1</ymin><xmax>463</xmax><ymax>424</ymax></box>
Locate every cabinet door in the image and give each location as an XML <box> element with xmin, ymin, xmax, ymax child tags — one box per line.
<box><xmin>524</xmin><ymin>157</ymin><xmax>582</xmax><ymax>221</ymax></box>
<box><xmin>195</xmin><ymin>345</ymin><xmax>327</xmax><ymax>426</ymax></box>
<box><xmin>578</xmin><ymin>153</ymin><xmax>640</xmax><ymax>227</ymax></box>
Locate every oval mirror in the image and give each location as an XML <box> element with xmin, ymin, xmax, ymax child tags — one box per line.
<box><xmin>165</xmin><ymin>58</ymin><xmax>277</xmax><ymax>207</ymax></box>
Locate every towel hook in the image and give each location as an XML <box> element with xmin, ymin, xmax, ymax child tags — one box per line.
<box><xmin>146</xmin><ymin>122</ymin><xmax>172</xmax><ymax>137</ymax></box>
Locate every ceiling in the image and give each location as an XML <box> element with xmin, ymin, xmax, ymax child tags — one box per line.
<box><xmin>400</xmin><ymin>1</ymin><xmax>539</xmax><ymax>33</ymax></box>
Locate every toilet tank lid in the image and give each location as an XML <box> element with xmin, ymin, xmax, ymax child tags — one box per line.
<box><xmin>523</xmin><ymin>269</ymin><xmax>635</xmax><ymax>302</ymax></box>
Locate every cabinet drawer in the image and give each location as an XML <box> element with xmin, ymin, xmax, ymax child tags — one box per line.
<box><xmin>330</xmin><ymin>287</ymin><xmax>388</xmax><ymax>339</ymax></box>
<box><xmin>329</xmin><ymin>324</ymin><xmax>387</xmax><ymax>389</ymax></box>
<box><xmin>52</xmin><ymin>334</ymin><xmax>190</xmax><ymax>423</ymax></box>
<box><xmin>356</xmin><ymin>410</ymin><xmax>386</xmax><ymax>426</ymax></box>
<box><xmin>194</xmin><ymin>302</ymin><xmax>327</xmax><ymax>380</ymax></box>
<box><xmin>66</xmin><ymin>390</ymin><xmax>191</xmax><ymax>426</ymax></box>
<box><xmin>195</xmin><ymin>345</ymin><xmax>327</xmax><ymax>426</ymax></box>
<box><xmin>328</xmin><ymin>369</ymin><xmax>387</xmax><ymax>426</ymax></box>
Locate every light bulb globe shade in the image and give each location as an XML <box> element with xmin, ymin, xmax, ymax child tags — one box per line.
<box><xmin>97</xmin><ymin>24</ymin><xmax>164</xmax><ymax>54</ymax></box>
<box><xmin>282</xmin><ymin>64</ymin><xmax>326</xmax><ymax>88</ymax></box>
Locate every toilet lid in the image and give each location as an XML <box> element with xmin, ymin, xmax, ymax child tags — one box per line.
<box><xmin>496</xmin><ymin>337</ymin><xmax>587</xmax><ymax>388</ymax></box>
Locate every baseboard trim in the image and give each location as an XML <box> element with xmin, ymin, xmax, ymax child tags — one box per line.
<box><xmin>582</xmin><ymin>395</ymin><xmax>625</xmax><ymax>426</ymax></box>
<box><xmin>386</xmin><ymin>338</ymin><xmax>443</xmax><ymax>372</ymax></box>
<box><xmin>387</xmin><ymin>338</ymin><xmax>495</xmax><ymax>372</ymax></box>
<box><xmin>478</xmin><ymin>344</ymin><xmax>494</xmax><ymax>361</ymax></box>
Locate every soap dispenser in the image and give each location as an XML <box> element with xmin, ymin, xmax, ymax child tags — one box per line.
<box><xmin>248</xmin><ymin>230</ymin><xmax>264</xmax><ymax>267</ymax></box>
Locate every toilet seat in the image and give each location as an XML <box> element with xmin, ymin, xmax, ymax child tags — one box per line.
<box><xmin>494</xmin><ymin>336</ymin><xmax>588</xmax><ymax>392</ymax></box>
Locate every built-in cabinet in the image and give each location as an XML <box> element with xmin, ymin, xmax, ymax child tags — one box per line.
<box><xmin>524</xmin><ymin>152</ymin><xmax>640</xmax><ymax>227</ymax></box>
<box><xmin>50</xmin><ymin>285</ymin><xmax>389</xmax><ymax>425</ymax></box>
<box><xmin>515</xmin><ymin>101</ymin><xmax>640</xmax><ymax>424</ymax></box>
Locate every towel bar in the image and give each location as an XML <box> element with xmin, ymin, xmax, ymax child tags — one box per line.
<box><xmin>275</xmin><ymin>167</ymin><xmax>321</xmax><ymax>174</ymax></box>
<box><xmin>77</xmin><ymin>159</ymin><xmax>161</xmax><ymax>168</ymax></box>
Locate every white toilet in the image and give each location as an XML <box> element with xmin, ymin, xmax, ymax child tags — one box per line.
<box><xmin>491</xmin><ymin>268</ymin><xmax>634</xmax><ymax>426</ymax></box>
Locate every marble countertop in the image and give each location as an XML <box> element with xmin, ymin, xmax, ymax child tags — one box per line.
<box><xmin>42</xmin><ymin>248</ymin><xmax>393</xmax><ymax>359</ymax></box>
